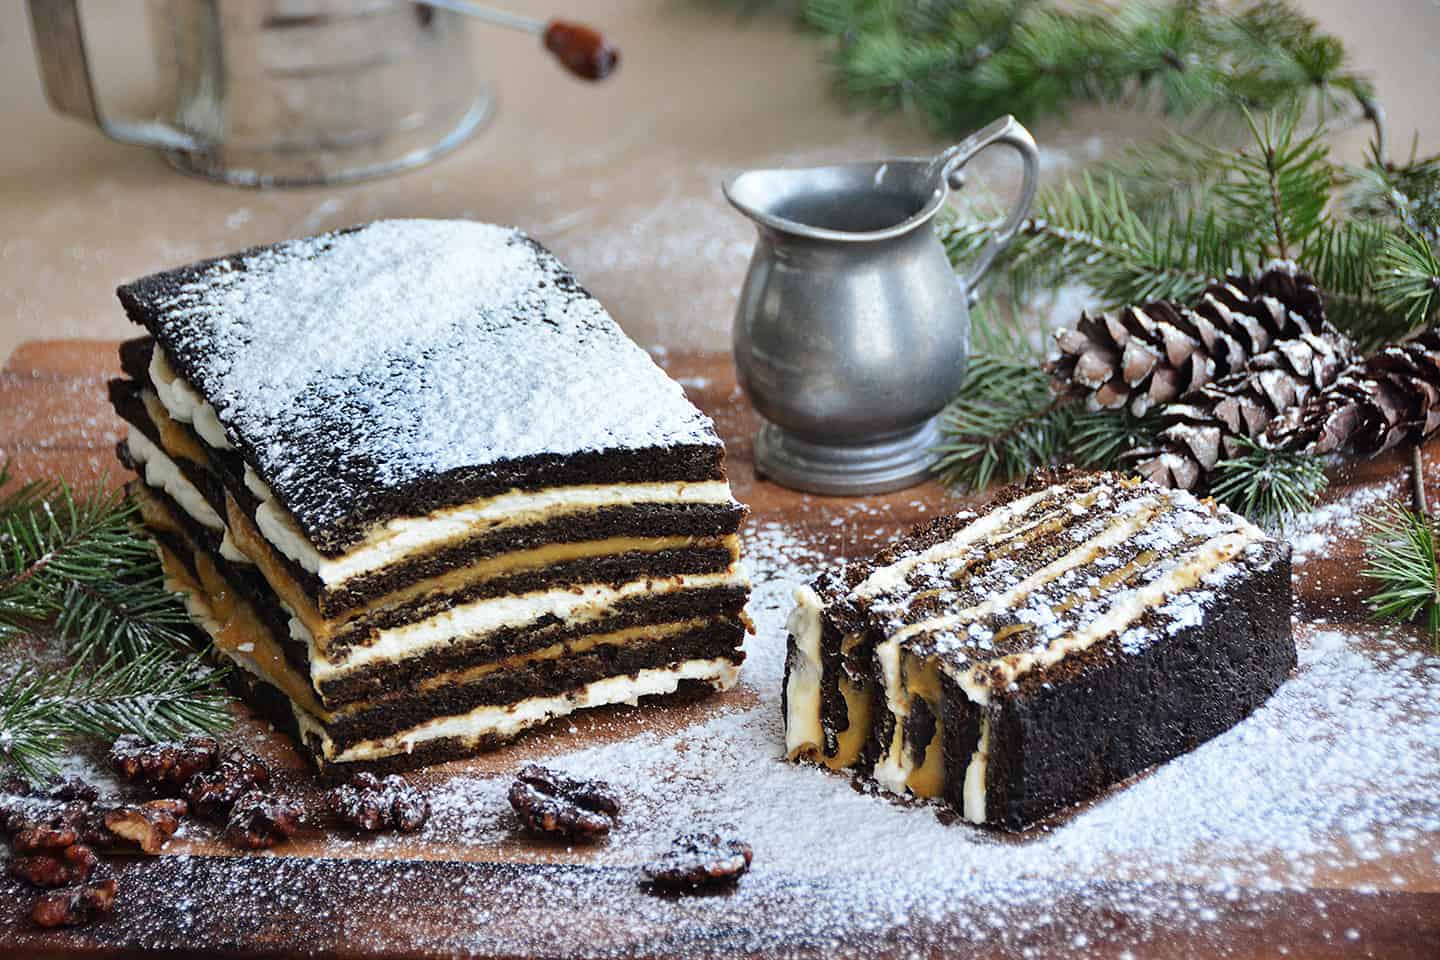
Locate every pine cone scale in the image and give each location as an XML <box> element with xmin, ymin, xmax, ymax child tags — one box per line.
<box><xmin>1266</xmin><ymin>329</ymin><xmax>1440</xmax><ymax>458</ymax></box>
<box><xmin>1116</xmin><ymin>263</ymin><xmax>1359</xmax><ymax>490</ymax></box>
<box><xmin>1047</xmin><ymin>262</ymin><xmax>1334</xmax><ymax>424</ymax></box>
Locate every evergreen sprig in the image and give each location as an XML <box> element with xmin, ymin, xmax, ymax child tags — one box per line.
<box><xmin>933</xmin><ymin>352</ymin><xmax>1069</xmax><ymax>490</ymax></box>
<box><xmin>0</xmin><ymin>653</ymin><xmax>231</xmax><ymax>782</ymax></box>
<box><xmin>735</xmin><ymin>0</ymin><xmax>1373</xmax><ymax>137</ymax></box>
<box><xmin>0</xmin><ymin>461</ymin><xmax>231</xmax><ymax>781</ymax></box>
<box><xmin>1209</xmin><ymin>437</ymin><xmax>1329</xmax><ymax>529</ymax></box>
<box><xmin>1362</xmin><ymin>504</ymin><xmax>1440</xmax><ymax>651</ymax></box>
<box><xmin>931</xmin><ymin>104</ymin><xmax>1440</xmax><ymax>526</ymax></box>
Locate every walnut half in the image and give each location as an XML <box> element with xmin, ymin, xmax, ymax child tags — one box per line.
<box><xmin>31</xmin><ymin>878</ymin><xmax>118</xmax><ymax>928</ymax></box>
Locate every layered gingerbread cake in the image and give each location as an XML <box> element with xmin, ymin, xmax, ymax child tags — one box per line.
<box><xmin>108</xmin><ymin>219</ymin><xmax>750</xmax><ymax>774</ymax></box>
<box><xmin>783</xmin><ymin>471</ymin><xmax>1294</xmax><ymax>829</ymax></box>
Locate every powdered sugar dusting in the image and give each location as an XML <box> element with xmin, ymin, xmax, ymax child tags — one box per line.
<box><xmin>123</xmin><ymin>220</ymin><xmax>718</xmax><ymax>545</ymax></box>
<box><xmin>391</xmin><ymin>511</ymin><xmax>1440</xmax><ymax>951</ymax></box>
<box><xmin>1287</xmin><ymin>476</ymin><xmax>1401</xmax><ymax>564</ymax></box>
<box><xmin>8</xmin><ymin>506</ymin><xmax>1437</xmax><ymax>955</ymax></box>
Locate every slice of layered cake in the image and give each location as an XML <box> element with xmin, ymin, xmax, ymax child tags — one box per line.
<box><xmin>108</xmin><ymin>219</ymin><xmax>750</xmax><ymax>774</ymax></box>
<box><xmin>783</xmin><ymin>471</ymin><xmax>1294</xmax><ymax>829</ymax></box>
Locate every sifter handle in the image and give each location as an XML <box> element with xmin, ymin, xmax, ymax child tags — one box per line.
<box><xmin>27</xmin><ymin>0</ymin><xmax>201</xmax><ymax>151</ymax></box>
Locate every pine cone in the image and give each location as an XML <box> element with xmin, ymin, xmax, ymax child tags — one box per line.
<box><xmin>1047</xmin><ymin>262</ymin><xmax>1328</xmax><ymax>415</ymax></box>
<box><xmin>1266</xmin><ymin>328</ymin><xmax>1440</xmax><ymax>456</ymax></box>
<box><xmin>1125</xmin><ymin>325</ymin><xmax>1357</xmax><ymax>490</ymax></box>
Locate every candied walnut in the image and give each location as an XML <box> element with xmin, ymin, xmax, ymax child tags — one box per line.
<box><xmin>1</xmin><ymin>775</ymin><xmax>32</xmax><ymax>797</ymax></box>
<box><xmin>6</xmin><ymin>800</ymin><xmax>96</xmax><ymax>846</ymax></box>
<box><xmin>184</xmin><ymin>747</ymin><xmax>270</xmax><ymax>820</ymax></box>
<box><xmin>109</xmin><ymin>734</ymin><xmax>219</xmax><ymax>789</ymax></box>
<box><xmin>11</xmin><ymin>818</ymin><xmax>79</xmax><ymax>853</ymax></box>
<box><xmin>508</xmin><ymin>764</ymin><xmax>620</xmax><ymax>841</ymax></box>
<box><xmin>102</xmin><ymin>801</ymin><xmax>183</xmax><ymax>855</ymax></box>
<box><xmin>641</xmin><ymin>832</ymin><xmax>753</xmax><ymax>892</ymax></box>
<box><xmin>327</xmin><ymin>772</ymin><xmax>429</xmax><ymax>834</ymax></box>
<box><xmin>222</xmin><ymin>792</ymin><xmax>302</xmax><ymax>850</ymax></box>
<box><xmin>8</xmin><ymin>844</ymin><xmax>98</xmax><ymax>888</ymax></box>
<box><xmin>45</xmin><ymin>778</ymin><xmax>100</xmax><ymax>803</ymax></box>
<box><xmin>31</xmin><ymin>878</ymin><xmax>118</xmax><ymax>928</ymax></box>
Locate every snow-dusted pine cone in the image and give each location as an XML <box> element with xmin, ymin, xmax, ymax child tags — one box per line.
<box><xmin>1124</xmin><ymin>322</ymin><xmax>1357</xmax><ymax>490</ymax></box>
<box><xmin>1048</xmin><ymin>262</ymin><xmax>1328</xmax><ymax>415</ymax></box>
<box><xmin>1266</xmin><ymin>327</ymin><xmax>1440</xmax><ymax>457</ymax></box>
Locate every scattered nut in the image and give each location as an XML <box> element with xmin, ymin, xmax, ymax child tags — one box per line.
<box><xmin>11</xmin><ymin>818</ymin><xmax>79</xmax><ymax>853</ymax></box>
<box><xmin>45</xmin><ymin>778</ymin><xmax>100</xmax><ymax>803</ymax></box>
<box><xmin>508</xmin><ymin>765</ymin><xmax>620</xmax><ymax>841</ymax></box>
<box><xmin>327</xmin><ymin>772</ymin><xmax>429</xmax><ymax>834</ymax></box>
<box><xmin>8</xmin><ymin>844</ymin><xmax>98</xmax><ymax>888</ymax></box>
<box><xmin>184</xmin><ymin>747</ymin><xmax>270</xmax><ymax>820</ymax></box>
<box><xmin>222</xmin><ymin>792</ymin><xmax>302</xmax><ymax>850</ymax></box>
<box><xmin>641</xmin><ymin>832</ymin><xmax>753</xmax><ymax>892</ymax></box>
<box><xmin>102</xmin><ymin>801</ymin><xmax>183</xmax><ymax>855</ymax></box>
<box><xmin>31</xmin><ymin>877</ymin><xmax>118</xmax><ymax>928</ymax></box>
<box><xmin>110</xmin><ymin>734</ymin><xmax>219</xmax><ymax>789</ymax></box>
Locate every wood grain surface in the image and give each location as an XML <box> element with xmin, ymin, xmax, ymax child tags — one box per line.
<box><xmin>0</xmin><ymin>340</ymin><xmax>1437</xmax><ymax>959</ymax></box>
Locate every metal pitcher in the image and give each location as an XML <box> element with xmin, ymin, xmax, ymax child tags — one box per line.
<box><xmin>724</xmin><ymin>115</ymin><xmax>1040</xmax><ymax>495</ymax></box>
<box><xmin>27</xmin><ymin>0</ymin><xmax>490</xmax><ymax>187</ymax></box>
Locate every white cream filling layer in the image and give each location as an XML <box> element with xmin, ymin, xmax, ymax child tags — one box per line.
<box><xmin>962</xmin><ymin>716</ymin><xmax>990</xmax><ymax>824</ymax></box>
<box><xmin>148</xmin><ymin>347</ymin><xmax>234</xmax><ymax>451</ymax></box>
<box><xmin>782</xmin><ymin>585</ymin><xmax>825</xmax><ymax>758</ymax></box>
<box><xmin>297</xmin><ymin>656</ymin><xmax>740</xmax><ymax>764</ymax></box>
<box><xmin>870</xmin><ymin>637</ymin><xmax>912</xmax><ymax>794</ymax></box>
<box><xmin>305</xmin><ymin>568</ymin><xmax>749</xmax><ymax>680</ymax></box>
<box><xmin>125</xmin><ymin>426</ymin><xmax>224</xmax><ymax>531</ymax></box>
<box><xmin>251</xmin><ymin>472</ymin><xmax>739</xmax><ymax>587</ymax></box>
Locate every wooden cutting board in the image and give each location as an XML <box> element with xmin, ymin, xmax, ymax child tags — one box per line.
<box><xmin>1</xmin><ymin>340</ymin><xmax>1438</xmax><ymax>960</ymax></box>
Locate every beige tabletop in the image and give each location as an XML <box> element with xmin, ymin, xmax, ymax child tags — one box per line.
<box><xmin>0</xmin><ymin>0</ymin><xmax>1437</xmax><ymax>364</ymax></box>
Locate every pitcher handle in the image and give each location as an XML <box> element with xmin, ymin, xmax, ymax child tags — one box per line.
<box><xmin>936</xmin><ymin>115</ymin><xmax>1040</xmax><ymax>304</ymax></box>
<box><xmin>27</xmin><ymin>0</ymin><xmax>201</xmax><ymax>151</ymax></box>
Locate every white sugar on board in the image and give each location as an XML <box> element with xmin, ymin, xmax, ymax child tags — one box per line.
<box><xmin>1286</xmin><ymin>477</ymin><xmax>1399</xmax><ymax>564</ymax></box>
<box><xmin>420</xmin><ymin>511</ymin><xmax>1440</xmax><ymax>943</ymax></box>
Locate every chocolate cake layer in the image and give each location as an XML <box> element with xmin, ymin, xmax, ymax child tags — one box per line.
<box><xmin>134</xmin><ymin>476</ymin><xmax>750</xmax><ymax>712</ymax></box>
<box><xmin>117</xmin><ymin>221</ymin><xmax>729</xmax><ymax>553</ymax></box>
<box><xmin>154</xmin><ymin>517</ymin><xmax>743</xmax><ymax>770</ymax></box>
<box><xmin>322</xmin><ymin>621</ymin><xmax>746</xmax><ymax>749</ymax></box>
<box><xmin>112</xmin><ymin>378</ymin><xmax>745</xmax><ymax>625</ymax></box>
<box><xmin>315</xmin><ymin>584</ymin><xmax>751</xmax><ymax>706</ymax></box>
<box><xmin>783</xmin><ymin>470</ymin><xmax>1295</xmax><ymax>830</ymax></box>
<box><xmin>229</xmin><ymin>667</ymin><xmax>725</xmax><ymax>781</ymax></box>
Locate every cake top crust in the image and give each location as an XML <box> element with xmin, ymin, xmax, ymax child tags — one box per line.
<box><xmin>116</xmin><ymin>220</ymin><xmax>722</xmax><ymax>551</ymax></box>
<box><xmin>833</xmin><ymin>471</ymin><xmax>1288</xmax><ymax>690</ymax></box>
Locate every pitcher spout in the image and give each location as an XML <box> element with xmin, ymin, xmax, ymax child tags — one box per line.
<box><xmin>723</xmin><ymin>160</ymin><xmax>945</xmax><ymax>242</ymax></box>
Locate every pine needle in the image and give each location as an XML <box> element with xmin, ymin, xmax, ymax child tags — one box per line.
<box><xmin>1362</xmin><ymin>504</ymin><xmax>1440</xmax><ymax>652</ymax></box>
<box><xmin>1209</xmin><ymin>437</ymin><xmax>1328</xmax><ymax>529</ymax></box>
<box><xmin>0</xmin><ymin>460</ymin><xmax>233</xmax><ymax>781</ymax></box>
<box><xmin>1069</xmin><ymin>407</ymin><xmax>1165</xmax><ymax>470</ymax></box>
<box><xmin>0</xmin><ymin>653</ymin><xmax>231</xmax><ymax>782</ymax></box>
<box><xmin>932</xmin><ymin>354</ymin><xmax>1070</xmax><ymax>491</ymax></box>
<box><xmin>780</xmin><ymin>0</ymin><xmax>1372</xmax><ymax>137</ymax></box>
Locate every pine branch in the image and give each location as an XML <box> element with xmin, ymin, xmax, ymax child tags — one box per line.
<box><xmin>778</xmin><ymin>0</ymin><xmax>1372</xmax><ymax>136</ymax></box>
<box><xmin>0</xmin><ymin>461</ymin><xmax>233</xmax><ymax>781</ymax></box>
<box><xmin>0</xmin><ymin>468</ymin><xmax>193</xmax><ymax>659</ymax></box>
<box><xmin>1374</xmin><ymin>227</ymin><xmax>1440</xmax><ymax>330</ymax></box>
<box><xmin>933</xmin><ymin>353</ymin><xmax>1071</xmax><ymax>490</ymax></box>
<box><xmin>0</xmin><ymin>653</ymin><xmax>231</xmax><ymax>783</ymax></box>
<box><xmin>1216</xmin><ymin>109</ymin><xmax>1335</xmax><ymax>260</ymax></box>
<box><xmin>1208</xmin><ymin>437</ymin><xmax>1328</xmax><ymax>528</ymax></box>
<box><xmin>1069</xmin><ymin>407</ymin><xmax>1164</xmax><ymax>470</ymax></box>
<box><xmin>1362</xmin><ymin>504</ymin><xmax>1440</xmax><ymax>652</ymax></box>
